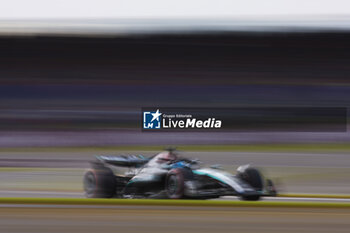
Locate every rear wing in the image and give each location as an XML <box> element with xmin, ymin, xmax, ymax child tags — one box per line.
<box><xmin>95</xmin><ymin>155</ymin><xmax>149</xmax><ymax>167</ymax></box>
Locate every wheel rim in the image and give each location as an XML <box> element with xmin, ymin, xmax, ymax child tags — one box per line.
<box><xmin>84</xmin><ymin>172</ymin><xmax>96</xmax><ymax>195</ymax></box>
<box><xmin>167</xmin><ymin>175</ymin><xmax>178</xmax><ymax>195</ymax></box>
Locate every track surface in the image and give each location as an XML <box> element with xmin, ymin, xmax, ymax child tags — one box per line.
<box><xmin>1</xmin><ymin>205</ymin><xmax>349</xmax><ymax>233</ymax></box>
<box><xmin>1</xmin><ymin>151</ymin><xmax>350</xmax><ymax>194</ymax></box>
<box><xmin>2</xmin><ymin>151</ymin><xmax>350</xmax><ymax>168</ymax></box>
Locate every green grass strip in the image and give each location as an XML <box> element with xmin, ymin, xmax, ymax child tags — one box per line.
<box><xmin>0</xmin><ymin>197</ymin><xmax>350</xmax><ymax>208</ymax></box>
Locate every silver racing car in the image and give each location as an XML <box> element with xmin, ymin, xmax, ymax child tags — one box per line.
<box><xmin>83</xmin><ymin>149</ymin><xmax>277</xmax><ymax>200</ymax></box>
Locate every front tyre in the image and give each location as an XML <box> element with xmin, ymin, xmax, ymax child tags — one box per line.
<box><xmin>237</xmin><ymin>167</ymin><xmax>263</xmax><ymax>201</ymax></box>
<box><xmin>240</xmin><ymin>195</ymin><xmax>261</xmax><ymax>201</ymax></box>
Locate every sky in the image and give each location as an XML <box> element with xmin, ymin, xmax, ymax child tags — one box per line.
<box><xmin>1</xmin><ymin>0</ymin><xmax>350</xmax><ymax>19</ymax></box>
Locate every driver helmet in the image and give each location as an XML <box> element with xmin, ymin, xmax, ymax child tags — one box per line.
<box><xmin>156</xmin><ymin>152</ymin><xmax>177</xmax><ymax>164</ymax></box>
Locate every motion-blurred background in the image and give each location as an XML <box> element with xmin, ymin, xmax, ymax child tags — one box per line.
<box><xmin>1</xmin><ymin>0</ymin><xmax>350</xmax><ymax>197</ymax></box>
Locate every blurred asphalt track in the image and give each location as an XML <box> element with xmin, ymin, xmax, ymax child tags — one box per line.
<box><xmin>2</xmin><ymin>151</ymin><xmax>350</xmax><ymax>168</ymax></box>
<box><xmin>0</xmin><ymin>205</ymin><xmax>349</xmax><ymax>233</ymax></box>
<box><xmin>1</xmin><ymin>151</ymin><xmax>350</xmax><ymax>195</ymax></box>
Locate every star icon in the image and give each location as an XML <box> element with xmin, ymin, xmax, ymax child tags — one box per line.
<box><xmin>151</xmin><ymin>109</ymin><xmax>162</xmax><ymax>122</ymax></box>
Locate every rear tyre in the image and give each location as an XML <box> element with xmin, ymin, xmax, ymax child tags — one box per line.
<box><xmin>83</xmin><ymin>167</ymin><xmax>116</xmax><ymax>198</ymax></box>
<box><xmin>165</xmin><ymin>168</ymin><xmax>193</xmax><ymax>199</ymax></box>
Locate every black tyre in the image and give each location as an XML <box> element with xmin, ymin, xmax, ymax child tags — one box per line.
<box><xmin>240</xmin><ymin>195</ymin><xmax>261</xmax><ymax>201</ymax></box>
<box><xmin>238</xmin><ymin>167</ymin><xmax>263</xmax><ymax>191</ymax></box>
<box><xmin>83</xmin><ymin>167</ymin><xmax>116</xmax><ymax>198</ymax></box>
<box><xmin>238</xmin><ymin>167</ymin><xmax>263</xmax><ymax>201</ymax></box>
<box><xmin>165</xmin><ymin>168</ymin><xmax>193</xmax><ymax>199</ymax></box>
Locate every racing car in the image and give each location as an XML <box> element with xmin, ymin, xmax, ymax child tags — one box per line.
<box><xmin>83</xmin><ymin>149</ymin><xmax>277</xmax><ymax>200</ymax></box>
